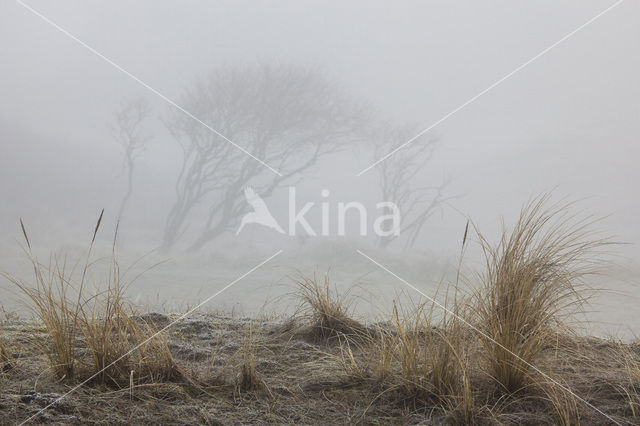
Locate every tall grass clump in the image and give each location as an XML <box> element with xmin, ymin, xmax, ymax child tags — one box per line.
<box><xmin>5</xmin><ymin>213</ymin><xmax>179</xmax><ymax>386</ymax></box>
<box><xmin>79</xmin><ymin>251</ymin><xmax>133</xmax><ymax>384</ymax></box>
<box><xmin>296</xmin><ymin>273</ymin><xmax>366</xmax><ymax>341</ymax></box>
<box><xmin>3</xmin><ymin>217</ymin><xmax>96</xmax><ymax>380</ymax></box>
<box><xmin>6</xmin><ymin>258</ymin><xmax>81</xmax><ymax>379</ymax></box>
<box><xmin>471</xmin><ymin>195</ymin><xmax>610</xmax><ymax>392</ymax></box>
<box><xmin>79</xmin><ymin>258</ymin><xmax>179</xmax><ymax>385</ymax></box>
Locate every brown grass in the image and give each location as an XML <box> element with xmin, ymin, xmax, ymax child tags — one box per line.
<box><xmin>1</xmin><ymin>304</ymin><xmax>638</xmax><ymax>424</ymax></box>
<box><xmin>5</xmin><ymin>214</ymin><xmax>180</xmax><ymax>387</ymax></box>
<box><xmin>2</xmin><ymin>196</ymin><xmax>633</xmax><ymax>424</ymax></box>
<box><xmin>296</xmin><ymin>273</ymin><xmax>367</xmax><ymax>342</ymax></box>
<box><xmin>470</xmin><ymin>195</ymin><xmax>610</xmax><ymax>393</ymax></box>
<box><xmin>78</xmin><ymin>258</ymin><xmax>135</xmax><ymax>385</ymax></box>
<box><xmin>0</xmin><ymin>334</ymin><xmax>12</xmax><ymax>372</ymax></box>
<box><xmin>335</xmin><ymin>296</ymin><xmax>480</xmax><ymax>423</ymax></box>
<box><xmin>540</xmin><ymin>375</ymin><xmax>581</xmax><ymax>426</ymax></box>
<box><xmin>236</xmin><ymin>328</ymin><xmax>262</xmax><ymax>393</ymax></box>
<box><xmin>619</xmin><ymin>344</ymin><xmax>640</xmax><ymax>421</ymax></box>
<box><xmin>390</xmin><ymin>300</ymin><xmax>476</xmax><ymax>421</ymax></box>
<box><xmin>331</xmin><ymin>195</ymin><xmax>618</xmax><ymax>424</ymax></box>
<box><xmin>5</xmin><ymin>255</ymin><xmax>84</xmax><ymax>380</ymax></box>
<box><xmin>78</xmin><ymin>253</ymin><xmax>180</xmax><ymax>385</ymax></box>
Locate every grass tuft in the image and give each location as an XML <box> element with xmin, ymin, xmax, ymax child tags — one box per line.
<box><xmin>5</xmin><ymin>215</ymin><xmax>180</xmax><ymax>387</ymax></box>
<box><xmin>296</xmin><ymin>273</ymin><xmax>367</xmax><ymax>342</ymax></box>
<box><xmin>391</xmin><ymin>300</ymin><xmax>473</xmax><ymax>414</ymax></box>
<box><xmin>237</xmin><ymin>328</ymin><xmax>262</xmax><ymax>392</ymax></box>
<box><xmin>471</xmin><ymin>195</ymin><xmax>610</xmax><ymax>392</ymax></box>
<box><xmin>5</xmin><ymin>255</ymin><xmax>83</xmax><ymax>380</ymax></box>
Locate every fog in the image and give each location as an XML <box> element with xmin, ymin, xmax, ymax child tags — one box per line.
<box><xmin>1</xmin><ymin>1</ymin><xmax>638</xmax><ymax>337</ymax></box>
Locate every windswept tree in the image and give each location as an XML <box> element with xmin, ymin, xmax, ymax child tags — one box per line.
<box><xmin>110</xmin><ymin>99</ymin><xmax>151</xmax><ymax>221</ymax></box>
<box><xmin>372</xmin><ymin>124</ymin><xmax>450</xmax><ymax>249</ymax></box>
<box><xmin>162</xmin><ymin>64</ymin><xmax>366</xmax><ymax>251</ymax></box>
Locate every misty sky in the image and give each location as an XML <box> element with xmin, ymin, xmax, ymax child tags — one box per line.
<box><xmin>0</xmin><ymin>1</ymin><xmax>639</xmax><ymax>330</ymax></box>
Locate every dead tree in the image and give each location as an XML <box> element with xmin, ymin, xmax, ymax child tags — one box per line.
<box><xmin>372</xmin><ymin>123</ymin><xmax>450</xmax><ymax>249</ymax></box>
<box><xmin>110</xmin><ymin>99</ymin><xmax>151</xmax><ymax>221</ymax></box>
<box><xmin>161</xmin><ymin>64</ymin><xmax>366</xmax><ymax>251</ymax></box>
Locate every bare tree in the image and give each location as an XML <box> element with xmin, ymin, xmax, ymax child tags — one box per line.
<box><xmin>372</xmin><ymin>124</ymin><xmax>450</xmax><ymax>249</ymax></box>
<box><xmin>110</xmin><ymin>99</ymin><xmax>151</xmax><ymax>221</ymax></box>
<box><xmin>161</xmin><ymin>64</ymin><xmax>366</xmax><ymax>251</ymax></box>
